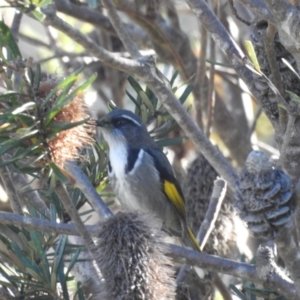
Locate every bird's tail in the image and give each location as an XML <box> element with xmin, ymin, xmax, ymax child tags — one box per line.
<box><xmin>186</xmin><ymin>227</ymin><xmax>201</xmax><ymax>252</ymax></box>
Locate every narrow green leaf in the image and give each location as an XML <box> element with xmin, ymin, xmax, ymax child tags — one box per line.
<box><xmin>0</xmin><ymin>21</ymin><xmax>22</xmax><ymax>58</ymax></box>
<box><xmin>155</xmin><ymin>136</ymin><xmax>187</xmax><ymax>148</ymax></box>
<box><xmin>139</xmin><ymin>90</ymin><xmax>154</xmax><ymax>114</ymax></box>
<box><xmin>179</xmin><ymin>84</ymin><xmax>193</xmax><ymax>104</ymax></box>
<box><xmin>145</xmin><ymin>87</ymin><xmax>157</xmax><ymax>109</ymax></box>
<box><xmin>127</xmin><ymin>76</ymin><xmax>143</xmax><ymax>94</ymax></box>
<box><xmin>65</xmin><ymin>248</ymin><xmax>80</xmax><ymax>282</ymax></box>
<box><xmin>50</xmin><ymin>163</ymin><xmax>70</xmax><ymax>184</ymax></box>
<box><xmin>286</xmin><ymin>90</ymin><xmax>300</xmax><ymax>104</ymax></box>
<box><xmin>170</xmin><ymin>70</ymin><xmax>179</xmax><ymax>87</ymax></box>
<box><xmin>32</xmin><ymin>10</ymin><xmax>45</xmax><ymax>22</ymax></box>
<box><xmin>41</xmin><ymin>67</ymin><xmax>84</xmax><ymax>108</ymax></box>
<box><xmin>126</xmin><ymin>91</ymin><xmax>141</xmax><ymax>112</ymax></box>
<box><xmin>245</xmin><ymin>40</ymin><xmax>261</xmax><ymax>72</ymax></box>
<box><xmin>0</xmin><ymin>91</ymin><xmax>21</xmax><ymax>100</ymax></box>
<box><xmin>35</xmin><ymin>0</ymin><xmax>52</xmax><ymax>7</ymax></box>
<box><xmin>45</xmin><ymin>73</ymin><xmax>97</xmax><ymax>125</ymax></box>
<box><xmin>229</xmin><ymin>284</ymin><xmax>247</xmax><ymax>300</ymax></box>
<box><xmin>0</xmin><ymin>145</ymin><xmax>39</xmax><ymax>167</ymax></box>
<box><xmin>49</xmin><ymin>117</ymin><xmax>89</xmax><ymax>133</ymax></box>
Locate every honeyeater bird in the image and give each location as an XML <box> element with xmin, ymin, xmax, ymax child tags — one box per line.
<box><xmin>94</xmin><ymin>109</ymin><xmax>200</xmax><ymax>252</ymax></box>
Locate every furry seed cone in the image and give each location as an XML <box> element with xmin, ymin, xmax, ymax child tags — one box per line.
<box><xmin>97</xmin><ymin>212</ymin><xmax>176</xmax><ymax>300</ymax></box>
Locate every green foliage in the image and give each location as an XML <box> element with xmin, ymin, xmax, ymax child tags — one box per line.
<box><xmin>122</xmin><ymin>73</ymin><xmax>192</xmax><ymax>148</ymax></box>
<box><xmin>0</xmin><ymin>22</ymin><xmax>104</xmax><ymax>299</ymax></box>
<box><xmin>0</xmin><ymin>207</ymin><xmax>84</xmax><ymax>299</ymax></box>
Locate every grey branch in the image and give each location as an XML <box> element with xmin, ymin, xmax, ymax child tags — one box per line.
<box><xmin>54</xmin><ymin>0</ymin><xmax>148</xmax><ymax>45</ymax></box>
<box><xmin>197</xmin><ymin>178</ymin><xmax>227</xmax><ymax>250</ymax></box>
<box><xmin>276</xmin><ymin>227</ymin><xmax>300</xmax><ymax>298</ymax></box>
<box><xmin>101</xmin><ymin>0</ymin><xmax>141</xmax><ymax>60</ymax></box>
<box><xmin>169</xmin><ymin>244</ymin><xmax>296</xmax><ymax>299</ymax></box>
<box><xmin>41</xmin><ymin>5</ymin><xmax>143</xmax><ymax>75</ymax></box>
<box><xmin>65</xmin><ymin>161</ymin><xmax>113</xmax><ymax>219</ymax></box>
<box><xmin>0</xmin><ymin>210</ymin><xmax>294</xmax><ymax>298</ymax></box>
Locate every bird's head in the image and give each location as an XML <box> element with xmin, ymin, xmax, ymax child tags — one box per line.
<box><xmin>93</xmin><ymin>109</ymin><xmax>154</xmax><ymax>149</ymax></box>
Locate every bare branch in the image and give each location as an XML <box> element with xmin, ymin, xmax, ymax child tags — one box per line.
<box><xmin>169</xmin><ymin>244</ymin><xmax>297</xmax><ymax>299</ymax></box>
<box><xmin>0</xmin><ymin>211</ymin><xmax>294</xmax><ymax>299</ymax></box>
<box><xmin>197</xmin><ymin>178</ymin><xmax>227</xmax><ymax>250</ymax></box>
<box><xmin>41</xmin><ymin>5</ymin><xmax>144</xmax><ymax>75</ymax></box>
<box><xmin>101</xmin><ymin>0</ymin><xmax>141</xmax><ymax>60</ymax></box>
<box><xmin>54</xmin><ymin>0</ymin><xmax>149</xmax><ymax>45</ymax></box>
<box><xmin>65</xmin><ymin>161</ymin><xmax>113</xmax><ymax>219</ymax></box>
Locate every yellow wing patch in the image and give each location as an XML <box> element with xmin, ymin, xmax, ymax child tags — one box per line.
<box><xmin>164</xmin><ymin>180</ymin><xmax>186</xmax><ymax>218</ymax></box>
<box><xmin>164</xmin><ymin>180</ymin><xmax>201</xmax><ymax>252</ymax></box>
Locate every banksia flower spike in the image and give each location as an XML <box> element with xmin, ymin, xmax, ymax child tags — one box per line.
<box><xmin>38</xmin><ymin>78</ymin><xmax>93</xmax><ymax>167</ymax></box>
<box><xmin>235</xmin><ymin>151</ymin><xmax>295</xmax><ymax>239</ymax></box>
<box><xmin>97</xmin><ymin>212</ymin><xmax>176</xmax><ymax>300</ymax></box>
<box><xmin>0</xmin><ymin>67</ymin><xmax>96</xmax><ymax>172</ymax></box>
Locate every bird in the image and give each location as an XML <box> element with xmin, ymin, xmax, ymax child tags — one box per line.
<box><xmin>93</xmin><ymin>109</ymin><xmax>201</xmax><ymax>252</ymax></box>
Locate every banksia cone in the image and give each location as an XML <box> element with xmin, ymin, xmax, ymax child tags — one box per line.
<box><xmin>182</xmin><ymin>153</ymin><xmax>240</xmax><ymax>258</ymax></box>
<box><xmin>37</xmin><ymin>78</ymin><xmax>93</xmax><ymax>167</ymax></box>
<box><xmin>250</xmin><ymin>19</ymin><xmax>300</xmax><ymax>119</ymax></box>
<box><xmin>235</xmin><ymin>151</ymin><xmax>295</xmax><ymax>240</ymax></box>
<box><xmin>97</xmin><ymin>212</ymin><xmax>176</xmax><ymax>300</ymax></box>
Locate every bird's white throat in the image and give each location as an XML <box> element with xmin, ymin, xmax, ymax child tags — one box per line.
<box><xmin>108</xmin><ymin>140</ymin><xmax>128</xmax><ymax>178</ymax></box>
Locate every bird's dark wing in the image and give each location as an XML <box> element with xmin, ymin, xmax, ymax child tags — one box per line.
<box><xmin>146</xmin><ymin>148</ymin><xmax>187</xmax><ymax>220</ymax></box>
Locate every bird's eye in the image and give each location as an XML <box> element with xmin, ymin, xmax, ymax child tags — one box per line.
<box><xmin>114</xmin><ymin>119</ymin><xmax>127</xmax><ymax>127</ymax></box>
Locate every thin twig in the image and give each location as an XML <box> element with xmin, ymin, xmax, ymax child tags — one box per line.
<box><xmin>198</xmin><ymin>178</ymin><xmax>231</xmax><ymax>300</ymax></box>
<box><xmin>177</xmin><ymin>178</ymin><xmax>229</xmax><ymax>297</ymax></box>
<box><xmin>45</xmin><ymin>26</ymin><xmax>68</xmax><ymax>75</ymax></box>
<box><xmin>10</xmin><ymin>11</ymin><xmax>22</xmax><ymax>40</ymax></box>
<box><xmin>275</xmin><ymin>227</ymin><xmax>300</xmax><ymax>298</ymax></box>
<box><xmin>101</xmin><ymin>0</ymin><xmax>141</xmax><ymax>60</ymax></box>
<box><xmin>54</xmin><ymin>0</ymin><xmax>149</xmax><ymax>45</ymax></box>
<box><xmin>228</xmin><ymin>0</ymin><xmax>251</xmax><ymax>25</ymax></box>
<box><xmin>65</xmin><ymin>161</ymin><xmax>113</xmax><ymax>219</ymax></box>
<box><xmin>169</xmin><ymin>244</ymin><xmax>296</xmax><ymax>299</ymax></box>
<box><xmin>54</xmin><ymin>183</ymin><xmax>103</xmax><ymax>279</ymax></box>
<box><xmin>280</xmin><ymin>114</ymin><xmax>296</xmax><ymax>178</ymax></box>
<box><xmin>0</xmin><ymin>211</ymin><xmax>100</xmax><ymax>236</ymax></box>
<box><xmin>205</xmin><ymin>0</ymin><xmax>218</xmax><ymax>137</ymax></box>
<box><xmin>166</xmin><ymin>1</ymin><xmax>180</xmax><ymax>29</ymax></box>
<box><xmin>195</xmin><ymin>21</ymin><xmax>207</xmax><ymax>129</ymax></box>
<box><xmin>197</xmin><ymin>178</ymin><xmax>227</xmax><ymax>250</ymax></box>
<box><xmin>41</xmin><ymin>5</ymin><xmax>143</xmax><ymax>75</ymax></box>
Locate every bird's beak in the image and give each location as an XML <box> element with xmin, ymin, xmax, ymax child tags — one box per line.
<box><xmin>86</xmin><ymin>119</ymin><xmax>97</xmax><ymax>126</ymax></box>
<box><xmin>86</xmin><ymin>117</ymin><xmax>109</xmax><ymax>127</ymax></box>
